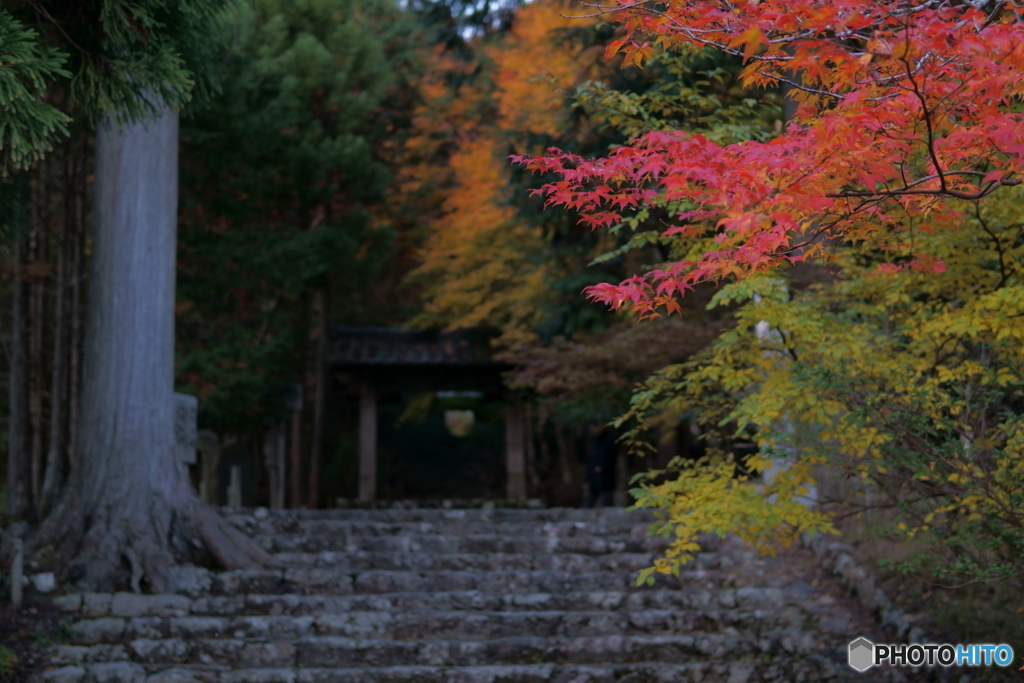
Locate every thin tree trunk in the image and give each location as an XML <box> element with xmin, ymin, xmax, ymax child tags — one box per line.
<box><xmin>41</xmin><ymin>150</ymin><xmax>72</xmax><ymax>513</ymax></box>
<box><xmin>537</xmin><ymin>412</ymin><xmax>552</xmax><ymax>498</ymax></box>
<box><xmin>8</xmin><ymin>230</ymin><xmax>29</xmax><ymax>519</ymax></box>
<box><xmin>31</xmin><ymin>106</ymin><xmax>270</xmax><ymax>592</ymax></box>
<box><xmin>67</xmin><ymin>152</ymin><xmax>85</xmax><ymax>473</ymax></box>
<box><xmin>307</xmin><ymin>288</ymin><xmax>327</xmax><ymax>509</ymax></box>
<box><xmin>290</xmin><ymin>397</ymin><xmax>304</xmax><ymax>508</ymax></box>
<box><xmin>27</xmin><ymin>168</ymin><xmax>46</xmax><ymax>508</ymax></box>
<box><xmin>290</xmin><ymin>293</ymin><xmax>309</xmax><ymax>509</ymax></box>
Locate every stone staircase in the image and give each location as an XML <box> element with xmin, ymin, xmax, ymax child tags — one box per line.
<box><xmin>42</xmin><ymin>507</ymin><xmax>905</xmax><ymax>683</ymax></box>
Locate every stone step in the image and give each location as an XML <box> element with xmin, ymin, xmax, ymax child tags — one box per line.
<box><xmin>54</xmin><ymin>632</ymin><xmax>817</xmax><ymax>669</ymax></box>
<box><xmin>41</xmin><ymin>659</ymin><xmax>845</xmax><ymax>683</ymax></box>
<box><xmin>243</xmin><ymin>521</ymin><xmax>664</xmax><ymax>542</ymax></box>
<box><xmin>167</xmin><ymin>567</ymin><xmax>719</xmax><ymax>597</ymax></box>
<box><xmin>43</xmin><ymin>508</ymin><xmax>875</xmax><ymax>683</ymax></box>
<box><xmin>269</xmin><ymin>551</ymin><xmax>661</xmax><ymax>573</ymax></box>
<box><xmin>264</xmin><ymin>533</ymin><xmax>670</xmax><ymax>555</ymax></box>
<box><xmin>54</xmin><ymin>587</ymin><xmax>786</xmax><ymax>619</ymax></box>
<box><xmin>229</xmin><ymin>508</ymin><xmax>660</xmax><ymax>525</ymax></box>
<box><xmin>66</xmin><ymin>606</ymin><xmax>799</xmax><ymax>645</ymax></box>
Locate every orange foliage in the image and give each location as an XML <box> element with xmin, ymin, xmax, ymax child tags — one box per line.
<box><xmin>409</xmin><ymin>0</ymin><xmax>603</xmax><ymax>346</ymax></box>
<box><xmin>489</xmin><ymin>3</ymin><xmax>600</xmax><ymax>139</ymax></box>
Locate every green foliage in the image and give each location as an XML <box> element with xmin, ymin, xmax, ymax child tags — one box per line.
<box><xmin>0</xmin><ymin>9</ymin><xmax>70</xmax><ymax>173</ymax></box>
<box><xmin>176</xmin><ymin>0</ymin><xmax>419</xmax><ymax>431</ymax></box>
<box><xmin>575</xmin><ymin>47</ymin><xmax>780</xmax><ymax>144</ymax></box>
<box><xmin>63</xmin><ymin>0</ymin><xmax>239</xmax><ymax>122</ymax></box>
<box><xmin>2</xmin><ymin>0</ymin><xmax>240</xmax><ymax>125</ymax></box>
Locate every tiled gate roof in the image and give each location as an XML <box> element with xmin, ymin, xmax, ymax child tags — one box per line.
<box><xmin>328</xmin><ymin>327</ymin><xmax>497</xmax><ymax>366</ymax></box>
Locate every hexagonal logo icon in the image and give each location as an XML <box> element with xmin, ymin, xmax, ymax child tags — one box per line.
<box><xmin>849</xmin><ymin>637</ymin><xmax>875</xmax><ymax>672</ymax></box>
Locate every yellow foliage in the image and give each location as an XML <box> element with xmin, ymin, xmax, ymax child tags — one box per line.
<box><xmin>632</xmin><ymin>454</ymin><xmax>834</xmax><ymax>585</ymax></box>
<box><xmin>624</xmin><ymin>189</ymin><xmax>1024</xmax><ymax>585</ymax></box>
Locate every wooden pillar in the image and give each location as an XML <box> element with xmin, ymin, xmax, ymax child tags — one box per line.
<box><xmin>505</xmin><ymin>397</ymin><xmax>526</xmax><ymax>501</ymax></box>
<box><xmin>358</xmin><ymin>382</ymin><xmax>378</xmax><ymax>502</ymax></box>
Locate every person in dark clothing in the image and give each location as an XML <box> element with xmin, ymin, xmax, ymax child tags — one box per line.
<box><xmin>584</xmin><ymin>424</ymin><xmax>618</xmax><ymax>508</ymax></box>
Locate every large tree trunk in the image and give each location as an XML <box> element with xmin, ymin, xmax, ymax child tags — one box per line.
<box><xmin>30</xmin><ymin>105</ymin><xmax>271</xmax><ymax>592</ymax></box>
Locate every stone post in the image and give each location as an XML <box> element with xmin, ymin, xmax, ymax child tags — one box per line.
<box><xmin>196</xmin><ymin>429</ymin><xmax>220</xmax><ymax>504</ymax></box>
<box><xmin>174</xmin><ymin>393</ymin><xmax>198</xmax><ymax>465</ymax></box>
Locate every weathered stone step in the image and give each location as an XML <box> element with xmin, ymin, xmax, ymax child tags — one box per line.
<box><xmin>166</xmin><ymin>567</ymin><xmax>716</xmax><ymax>597</ymax></box>
<box><xmin>54</xmin><ymin>587</ymin><xmax>786</xmax><ymax>619</ymax></box>
<box><xmin>42</xmin><ymin>659</ymin><xmax>843</xmax><ymax>683</ymax></box>
<box><xmin>204</xmin><ymin>586</ymin><xmax>784</xmax><ymax>615</ymax></box>
<box><xmin>66</xmin><ymin>606</ymin><xmax>800</xmax><ymax>645</ymax></box>
<box><xmin>239</xmin><ymin>520</ymin><xmax>662</xmax><ymax>541</ymax></box>
<box><xmin>55</xmin><ymin>632</ymin><xmax>816</xmax><ymax>669</ymax></box>
<box><xmin>230</xmin><ymin>508</ymin><xmax>660</xmax><ymax>525</ymax></box>
<box><xmin>269</xmin><ymin>551</ymin><xmax>660</xmax><ymax>573</ymax></box>
<box><xmin>264</xmin><ymin>532</ymin><xmax>670</xmax><ymax>555</ymax></box>
<box><xmin>44</xmin><ymin>508</ymin><xmax>878</xmax><ymax>683</ymax></box>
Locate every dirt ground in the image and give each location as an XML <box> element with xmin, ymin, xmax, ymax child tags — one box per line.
<box><xmin>0</xmin><ymin>590</ymin><xmax>66</xmax><ymax>683</ymax></box>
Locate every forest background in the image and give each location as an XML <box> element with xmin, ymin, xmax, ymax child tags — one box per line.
<box><xmin>0</xmin><ymin>0</ymin><xmax>756</xmax><ymax>517</ymax></box>
<box><xmin>1</xmin><ymin>0</ymin><xmax>1023</xmax><ymax>668</ymax></box>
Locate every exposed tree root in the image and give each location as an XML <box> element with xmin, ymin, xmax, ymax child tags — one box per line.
<box><xmin>27</xmin><ymin>483</ymin><xmax>273</xmax><ymax>593</ymax></box>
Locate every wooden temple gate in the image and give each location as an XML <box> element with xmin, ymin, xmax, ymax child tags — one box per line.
<box><xmin>328</xmin><ymin>327</ymin><xmax>526</xmax><ymax>502</ymax></box>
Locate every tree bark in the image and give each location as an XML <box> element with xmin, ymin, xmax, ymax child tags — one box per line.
<box><xmin>289</xmin><ymin>388</ymin><xmax>304</xmax><ymax>508</ymax></box>
<box><xmin>30</xmin><ymin>105</ymin><xmax>271</xmax><ymax>592</ymax></box>
<box><xmin>67</xmin><ymin>155</ymin><xmax>85</xmax><ymax>475</ymax></box>
<box><xmin>41</xmin><ymin>151</ymin><xmax>73</xmax><ymax>514</ymax></box>
<box><xmin>524</xmin><ymin>402</ymin><xmax>538</xmax><ymax>495</ymax></box>
<box><xmin>307</xmin><ymin>288</ymin><xmax>327</xmax><ymax>509</ymax></box>
<box><xmin>27</xmin><ymin>168</ymin><xmax>46</xmax><ymax>509</ymax></box>
<box><xmin>7</xmin><ymin>230</ymin><xmax>30</xmax><ymax>519</ymax></box>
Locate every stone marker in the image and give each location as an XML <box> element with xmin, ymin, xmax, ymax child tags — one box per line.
<box><xmin>196</xmin><ymin>429</ymin><xmax>220</xmax><ymax>504</ymax></box>
<box><xmin>31</xmin><ymin>572</ymin><xmax>56</xmax><ymax>593</ymax></box>
<box><xmin>227</xmin><ymin>465</ymin><xmax>242</xmax><ymax>508</ymax></box>
<box><xmin>173</xmin><ymin>393</ymin><xmax>198</xmax><ymax>465</ymax></box>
